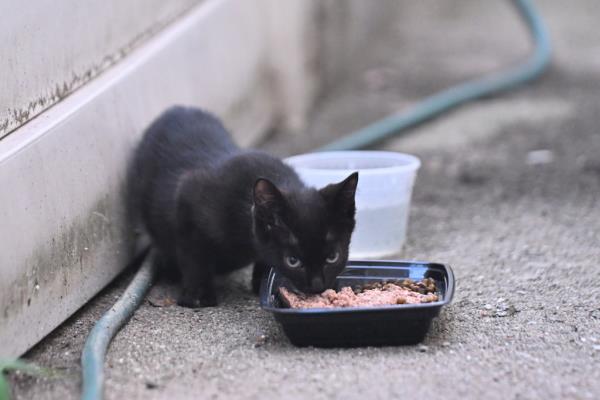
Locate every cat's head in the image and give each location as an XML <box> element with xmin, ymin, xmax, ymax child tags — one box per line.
<box><xmin>252</xmin><ymin>172</ymin><xmax>358</xmax><ymax>293</ymax></box>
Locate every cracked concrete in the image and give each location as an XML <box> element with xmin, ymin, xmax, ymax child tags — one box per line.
<box><xmin>8</xmin><ymin>0</ymin><xmax>600</xmax><ymax>399</ymax></box>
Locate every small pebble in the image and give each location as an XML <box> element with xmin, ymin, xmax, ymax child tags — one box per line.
<box><xmin>145</xmin><ymin>381</ymin><xmax>159</xmax><ymax>390</ymax></box>
<box><xmin>254</xmin><ymin>334</ymin><xmax>268</xmax><ymax>348</ymax></box>
<box><xmin>417</xmin><ymin>345</ymin><xmax>429</xmax><ymax>352</ymax></box>
<box><xmin>526</xmin><ymin>149</ymin><xmax>554</xmax><ymax>165</ymax></box>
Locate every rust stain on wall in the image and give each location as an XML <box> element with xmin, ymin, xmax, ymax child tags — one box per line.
<box><xmin>0</xmin><ymin>3</ymin><xmax>200</xmax><ymax>141</ymax></box>
<box><xmin>0</xmin><ymin>194</ymin><xmax>133</xmax><ymax>327</ymax></box>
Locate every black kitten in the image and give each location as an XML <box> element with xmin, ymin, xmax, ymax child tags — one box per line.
<box><xmin>128</xmin><ymin>106</ymin><xmax>358</xmax><ymax>307</ymax></box>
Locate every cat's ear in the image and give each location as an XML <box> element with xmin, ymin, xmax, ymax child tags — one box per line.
<box><xmin>254</xmin><ymin>178</ymin><xmax>282</xmax><ymax>205</ymax></box>
<box><xmin>319</xmin><ymin>172</ymin><xmax>359</xmax><ymax>218</ymax></box>
<box><xmin>253</xmin><ymin>178</ymin><xmax>285</xmax><ymax>214</ymax></box>
<box><xmin>253</xmin><ymin>179</ymin><xmax>286</xmax><ymax>232</ymax></box>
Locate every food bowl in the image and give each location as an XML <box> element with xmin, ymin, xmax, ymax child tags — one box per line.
<box><xmin>260</xmin><ymin>260</ymin><xmax>454</xmax><ymax>347</ymax></box>
<box><xmin>285</xmin><ymin>151</ymin><xmax>421</xmax><ymax>258</ymax></box>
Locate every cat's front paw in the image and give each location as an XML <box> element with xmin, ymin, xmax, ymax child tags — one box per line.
<box><xmin>251</xmin><ymin>263</ymin><xmax>267</xmax><ymax>295</ymax></box>
<box><xmin>251</xmin><ymin>276</ymin><xmax>262</xmax><ymax>295</ymax></box>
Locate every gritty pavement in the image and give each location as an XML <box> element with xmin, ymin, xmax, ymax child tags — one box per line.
<box><xmin>10</xmin><ymin>1</ymin><xmax>600</xmax><ymax>399</ymax></box>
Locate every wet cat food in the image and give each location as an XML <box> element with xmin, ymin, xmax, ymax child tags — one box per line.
<box><xmin>261</xmin><ymin>260</ymin><xmax>454</xmax><ymax>346</ymax></box>
<box><xmin>279</xmin><ymin>278</ymin><xmax>438</xmax><ymax>309</ymax></box>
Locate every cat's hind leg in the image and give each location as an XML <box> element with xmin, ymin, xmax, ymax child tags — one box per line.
<box><xmin>176</xmin><ymin>244</ymin><xmax>217</xmax><ymax>307</ymax></box>
<box><xmin>153</xmin><ymin>249</ymin><xmax>181</xmax><ymax>282</ymax></box>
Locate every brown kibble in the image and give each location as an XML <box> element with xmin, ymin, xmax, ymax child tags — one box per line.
<box><xmin>148</xmin><ymin>296</ymin><xmax>176</xmax><ymax>307</ymax></box>
<box><xmin>420</xmin><ymin>294</ymin><xmax>439</xmax><ymax>303</ymax></box>
<box><xmin>396</xmin><ymin>297</ymin><xmax>407</xmax><ymax>304</ymax></box>
<box><xmin>363</xmin><ymin>282</ymin><xmax>377</xmax><ymax>291</ymax></box>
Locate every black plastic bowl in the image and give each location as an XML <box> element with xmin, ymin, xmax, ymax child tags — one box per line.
<box><xmin>260</xmin><ymin>260</ymin><xmax>454</xmax><ymax>347</ymax></box>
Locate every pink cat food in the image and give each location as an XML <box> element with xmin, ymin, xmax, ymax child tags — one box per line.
<box><xmin>279</xmin><ymin>278</ymin><xmax>439</xmax><ymax>309</ymax></box>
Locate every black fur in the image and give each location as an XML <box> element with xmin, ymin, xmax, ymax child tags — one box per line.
<box><xmin>128</xmin><ymin>106</ymin><xmax>358</xmax><ymax>307</ymax></box>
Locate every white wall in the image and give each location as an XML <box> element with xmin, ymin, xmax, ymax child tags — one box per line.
<box><xmin>0</xmin><ymin>0</ymin><xmax>201</xmax><ymax>139</ymax></box>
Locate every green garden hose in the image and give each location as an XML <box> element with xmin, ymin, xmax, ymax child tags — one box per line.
<box><xmin>80</xmin><ymin>248</ymin><xmax>155</xmax><ymax>400</ymax></box>
<box><xmin>318</xmin><ymin>0</ymin><xmax>551</xmax><ymax>151</ymax></box>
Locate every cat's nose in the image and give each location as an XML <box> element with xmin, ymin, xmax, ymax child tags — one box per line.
<box><xmin>310</xmin><ymin>276</ymin><xmax>325</xmax><ymax>292</ymax></box>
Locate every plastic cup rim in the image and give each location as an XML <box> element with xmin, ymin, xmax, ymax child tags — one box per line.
<box><xmin>284</xmin><ymin>150</ymin><xmax>421</xmax><ymax>177</ymax></box>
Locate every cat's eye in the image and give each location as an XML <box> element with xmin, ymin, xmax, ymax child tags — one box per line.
<box><xmin>285</xmin><ymin>255</ymin><xmax>302</xmax><ymax>268</ymax></box>
<box><xmin>325</xmin><ymin>251</ymin><xmax>340</xmax><ymax>264</ymax></box>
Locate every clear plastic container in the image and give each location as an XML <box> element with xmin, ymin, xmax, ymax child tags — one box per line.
<box><xmin>285</xmin><ymin>151</ymin><xmax>421</xmax><ymax>258</ymax></box>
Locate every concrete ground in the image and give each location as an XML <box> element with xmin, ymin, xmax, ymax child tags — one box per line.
<box><xmin>10</xmin><ymin>0</ymin><xmax>600</xmax><ymax>399</ymax></box>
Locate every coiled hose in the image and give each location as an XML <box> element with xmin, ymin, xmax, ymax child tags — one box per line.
<box><xmin>80</xmin><ymin>0</ymin><xmax>550</xmax><ymax>398</ymax></box>
<box><xmin>318</xmin><ymin>0</ymin><xmax>551</xmax><ymax>151</ymax></box>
